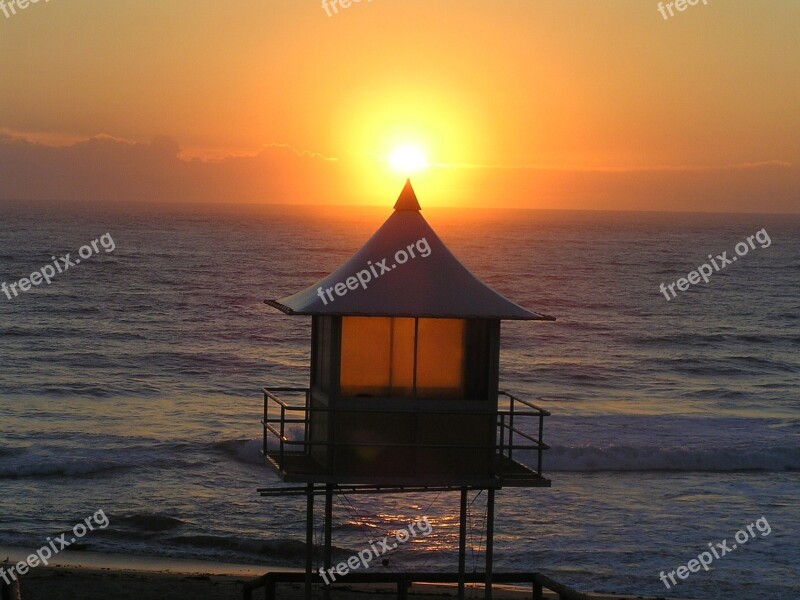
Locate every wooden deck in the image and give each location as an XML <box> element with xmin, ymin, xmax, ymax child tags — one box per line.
<box><xmin>264</xmin><ymin>451</ymin><xmax>551</xmax><ymax>488</ymax></box>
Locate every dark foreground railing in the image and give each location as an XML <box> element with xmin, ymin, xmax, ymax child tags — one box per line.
<box><xmin>243</xmin><ymin>571</ymin><xmax>589</xmax><ymax>600</ymax></box>
<box><xmin>0</xmin><ymin>568</ymin><xmax>21</xmax><ymax>600</ymax></box>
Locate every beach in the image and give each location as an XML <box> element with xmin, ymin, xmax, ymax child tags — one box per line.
<box><xmin>10</xmin><ymin>568</ymin><xmax>247</xmax><ymax>600</ymax></box>
<box><xmin>1</xmin><ymin>545</ymin><xmax>692</xmax><ymax>599</ymax></box>
<box><xmin>9</xmin><ymin>563</ymin><xmax>695</xmax><ymax>600</ymax></box>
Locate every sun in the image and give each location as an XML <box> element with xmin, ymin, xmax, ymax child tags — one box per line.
<box><xmin>388</xmin><ymin>145</ymin><xmax>429</xmax><ymax>174</ymax></box>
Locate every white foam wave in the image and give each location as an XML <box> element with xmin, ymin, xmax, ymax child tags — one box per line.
<box><xmin>538</xmin><ymin>445</ymin><xmax>800</xmax><ymax>472</ymax></box>
<box><xmin>0</xmin><ymin>458</ymin><xmax>135</xmax><ymax>478</ymax></box>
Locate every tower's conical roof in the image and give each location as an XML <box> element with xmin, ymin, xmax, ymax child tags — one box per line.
<box><xmin>394</xmin><ymin>179</ymin><xmax>421</xmax><ymax>211</ymax></box>
<box><xmin>266</xmin><ymin>182</ymin><xmax>554</xmax><ymax>321</ymax></box>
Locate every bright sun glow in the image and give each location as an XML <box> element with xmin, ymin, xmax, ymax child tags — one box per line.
<box><xmin>389</xmin><ymin>145</ymin><xmax>429</xmax><ymax>174</ymax></box>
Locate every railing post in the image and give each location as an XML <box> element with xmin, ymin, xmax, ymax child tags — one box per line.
<box><xmin>485</xmin><ymin>488</ymin><xmax>495</xmax><ymax>600</ymax></box>
<box><xmin>262</xmin><ymin>388</ymin><xmax>269</xmax><ymax>458</ymax></box>
<box><xmin>398</xmin><ymin>574</ymin><xmax>408</xmax><ymax>600</ymax></box>
<box><xmin>305</xmin><ymin>484</ymin><xmax>314</xmax><ymax>600</ymax></box>
<box><xmin>327</xmin><ymin>403</ymin><xmax>336</xmax><ymax>477</ymax></box>
<box><xmin>498</xmin><ymin>413</ymin><xmax>505</xmax><ymax>457</ymax></box>
<box><xmin>304</xmin><ymin>389</ymin><xmax>310</xmax><ymax>456</ymax></box>
<box><xmin>458</xmin><ymin>487</ymin><xmax>468</xmax><ymax>600</ymax></box>
<box><xmin>323</xmin><ymin>484</ymin><xmax>333</xmax><ymax>600</ymax></box>
<box><xmin>508</xmin><ymin>396</ymin><xmax>515</xmax><ymax>462</ymax></box>
<box><xmin>532</xmin><ymin>580</ymin><xmax>543</xmax><ymax>600</ymax></box>
<box><xmin>279</xmin><ymin>405</ymin><xmax>285</xmax><ymax>470</ymax></box>
<box><xmin>537</xmin><ymin>412</ymin><xmax>544</xmax><ymax>475</ymax></box>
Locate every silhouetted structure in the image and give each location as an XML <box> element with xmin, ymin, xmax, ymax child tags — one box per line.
<box><xmin>259</xmin><ymin>180</ymin><xmax>554</xmax><ymax>599</ymax></box>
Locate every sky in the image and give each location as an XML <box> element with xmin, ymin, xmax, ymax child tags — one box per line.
<box><xmin>0</xmin><ymin>0</ymin><xmax>798</xmax><ymax>211</ymax></box>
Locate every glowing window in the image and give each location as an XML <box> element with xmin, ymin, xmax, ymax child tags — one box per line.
<box><xmin>340</xmin><ymin>317</ymin><xmax>465</xmax><ymax>399</ymax></box>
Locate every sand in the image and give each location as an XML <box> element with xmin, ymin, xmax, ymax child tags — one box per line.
<box><xmin>1</xmin><ymin>548</ymin><xmax>683</xmax><ymax>600</ymax></box>
<box><xmin>6</xmin><ymin>565</ymin><xmax>687</xmax><ymax>600</ymax></box>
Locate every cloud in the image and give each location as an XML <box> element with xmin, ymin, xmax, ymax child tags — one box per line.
<box><xmin>0</xmin><ymin>133</ymin><xmax>343</xmax><ymax>205</ymax></box>
<box><xmin>0</xmin><ymin>133</ymin><xmax>797</xmax><ymax>212</ymax></box>
<box><xmin>490</xmin><ymin>161</ymin><xmax>800</xmax><ymax>213</ymax></box>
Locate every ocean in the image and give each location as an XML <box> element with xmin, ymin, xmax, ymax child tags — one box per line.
<box><xmin>0</xmin><ymin>201</ymin><xmax>798</xmax><ymax>599</ymax></box>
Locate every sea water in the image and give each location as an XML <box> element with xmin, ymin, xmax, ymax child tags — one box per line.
<box><xmin>0</xmin><ymin>201</ymin><xmax>797</xmax><ymax>599</ymax></box>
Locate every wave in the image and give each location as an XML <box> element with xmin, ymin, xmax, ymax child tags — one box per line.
<box><xmin>0</xmin><ymin>447</ymin><xmax>25</xmax><ymax>458</ymax></box>
<box><xmin>0</xmin><ymin>442</ymin><xmax>198</xmax><ymax>479</ymax></box>
<box><xmin>0</xmin><ymin>327</ymin><xmax>146</xmax><ymax>341</ymax></box>
<box><xmin>212</xmin><ymin>439</ymin><xmax>265</xmax><ymax>465</ymax></box>
<box><xmin>169</xmin><ymin>534</ymin><xmax>349</xmax><ymax>559</ymax></box>
<box><xmin>538</xmin><ymin>445</ymin><xmax>800</xmax><ymax>472</ymax></box>
<box><xmin>213</xmin><ymin>435</ymin><xmax>800</xmax><ymax>474</ymax></box>
<box><xmin>683</xmin><ymin>388</ymin><xmax>747</xmax><ymax>399</ymax></box>
<box><xmin>631</xmin><ymin>333</ymin><xmax>777</xmax><ymax>346</ymax></box>
<box><xmin>213</xmin><ymin>436</ymin><xmax>303</xmax><ymax>465</ymax></box>
<box><xmin>115</xmin><ymin>513</ymin><xmax>186</xmax><ymax>532</ymax></box>
<box><xmin>29</xmin><ymin>383</ymin><xmax>166</xmax><ymax>398</ymax></box>
<box><xmin>0</xmin><ymin>458</ymin><xmax>136</xmax><ymax>479</ymax></box>
<box><xmin>171</xmin><ymin>534</ymin><xmax>308</xmax><ymax>558</ymax></box>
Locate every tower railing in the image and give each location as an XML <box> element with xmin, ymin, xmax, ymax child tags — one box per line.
<box><xmin>497</xmin><ymin>390</ymin><xmax>550</xmax><ymax>476</ymax></box>
<box><xmin>262</xmin><ymin>387</ymin><xmax>549</xmax><ymax>482</ymax></box>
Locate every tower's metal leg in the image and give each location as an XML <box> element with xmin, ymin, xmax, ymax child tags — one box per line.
<box><xmin>458</xmin><ymin>487</ymin><xmax>467</xmax><ymax>600</ymax></box>
<box><xmin>485</xmin><ymin>488</ymin><xmax>495</xmax><ymax>600</ymax></box>
<box><xmin>305</xmin><ymin>483</ymin><xmax>314</xmax><ymax>600</ymax></box>
<box><xmin>323</xmin><ymin>484</ymin><xmax>333</xmax><ymax>600</ymax></box>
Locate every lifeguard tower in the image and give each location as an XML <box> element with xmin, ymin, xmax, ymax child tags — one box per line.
<box><xmin>255</xmin><ymin>181</ymin><xmax>555</xmax><ymax>599</ymax></box>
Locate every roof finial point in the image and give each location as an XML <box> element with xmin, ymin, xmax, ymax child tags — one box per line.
<box><xmin>394</xmin><ymin>179</ymin><xmax>421</xmax><ymax>211</ymax></box>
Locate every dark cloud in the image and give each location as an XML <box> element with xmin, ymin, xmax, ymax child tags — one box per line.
<box><xmin>0</xmin><ymin>134</ymin><xmax>797</xmax><ymax>212</ymax></box>
<box><xmin>0</xmin><ymin>134</ymin><xmax>342</xmax><ymax>205</ymax></box>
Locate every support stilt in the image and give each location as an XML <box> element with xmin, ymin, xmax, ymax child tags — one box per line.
<box><xmin>305</xmin><ymin>483</ymin><xmax>314</xmax><ymax>600</ymax></box>
<box><xmin>458</xmin><ymin>487</ymin><xmax>467</xmax><ymax>600</ymax></box>
<box><xmin>323</xmin><ymin>484</ymin><xmax>333</xmax><ymax>600</ymax></box>
<box><xmin>485</xmin><ymin>488</ymin><xmax>495</xmax><ymax>600</ymax></box>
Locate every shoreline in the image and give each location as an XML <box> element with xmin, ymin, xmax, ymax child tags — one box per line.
<box><xmin>0</xmin><ymin>545</ymin><xmax>273</xmax><ymax>577</ymax></box>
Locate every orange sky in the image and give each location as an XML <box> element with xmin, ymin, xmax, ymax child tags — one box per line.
<box><xmin>0</xmin><ymin>0</ymin><xmax>798</xmax><ymax>211</ymax></box>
